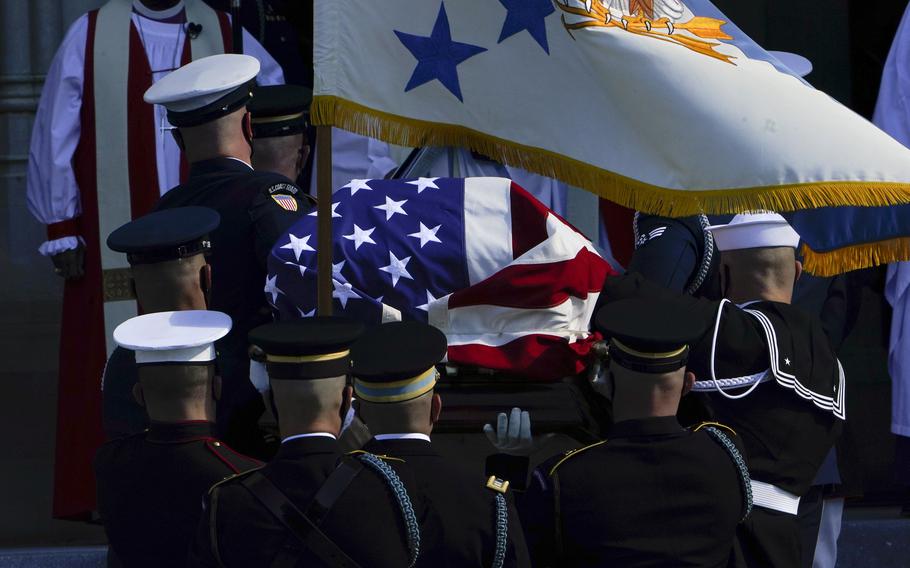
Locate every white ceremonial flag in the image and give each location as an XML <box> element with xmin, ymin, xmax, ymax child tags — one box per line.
<box><xmin>313</xmin><ymin>0</ymin><xmax>910</xmax><ymax>221</ymax></box>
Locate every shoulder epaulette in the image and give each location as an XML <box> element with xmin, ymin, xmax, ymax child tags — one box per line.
<box><xmin>692</xmin><ymin>421</ymin><xmax>737</xmax><ymax>437</ymax></box>
<box><xmin>207</xmin><ymin>466</ymin><xmax>264</xmax><ymax>496</ymax></box>
<box><xmin>346</xmin><ymin>449</ymin><xmax>406</xmax><ymax>463</ymax></box>
<box><xmin>548</xmin><ymin>440</ymin><xmax>607</xmax><ymax>477</ymax></box>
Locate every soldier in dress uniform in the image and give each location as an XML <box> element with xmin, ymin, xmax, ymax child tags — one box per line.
<box><xmin>191</xmin><ymin>317</ymin><xmax>417</xmax><ymax>567</ymax></box>
<box><xmin>352</xmin><ymin>321</ymin><xmax>531</xmax><ymax>567</ymax></box>
<box><xmin>509</xmin><ymin>298</ymin><xmax>750</xmax><ymax>567</ymax></box>
<box><xmin>248</xmin><ymin>84</ymin><xmax>314</xmax><ymax>185</ymax></box>
<box><xmin>144</xmin><ymin>54</ymin><xmax>311</xmax><ymax>456</ymax></box>
<box><xmin>94</xmin><ymin>310</ymin><xmax>260</xmax><ymax>568</ymax></box>
<box><xmin>604</xmin><ymin>213</ymin><xmax>845</xmax><ymax>567</ymax></box>
<box><xmin>102</xmin><ymin>206</ymin><xmax>220</xmax><ymax>439</ymax></box>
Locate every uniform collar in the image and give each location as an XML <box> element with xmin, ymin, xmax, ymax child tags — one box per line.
<box><xmin>282</xmin><ymin>432</ymin><xmax>337</xmax><ymax>444</ymax></box>
<box><xmin>364</xmin><ymin>437</ymin><xmax>437</xmax><ymax>458</ymax></box>
<box><xmin>145</xmin><ymin>420</ymin><xmax>215</xmax><ymax>443</ymax></box>
<box><xmin>189</xmin><ymin>156</ymin><xmax>254</xmax><ymax>177</ymax></box>
<box><xmin>608</xmin><ymin>416</ymin><xmax>686</xmax><ymax>439</ymax></box>
<box><xmin>274</xmin><ymin>435</ymin><xmax>340</xmax><ymax>460</ymax></box>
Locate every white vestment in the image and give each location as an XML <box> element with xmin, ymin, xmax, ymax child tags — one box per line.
<box><xmin>27</xmin><ymin>0</ymin><xmax>284</xmax><ymax>256</ymax></box>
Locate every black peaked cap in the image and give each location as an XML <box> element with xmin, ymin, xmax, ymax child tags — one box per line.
<box><xmin>352</xmin><ymin>321</ymin><xmax>447</xmax><ymax>383</ymax></box>
<box><xmin>107</xmin><ymin>206</ymin><xmax>219</xmax><ymax>263</ymax></box>
<box><xmin>249</xmin><ymin>317</ymin><xmax>365</xmax><ymax>357</ymax></box>
<box><xmin>595</xmin><ymin>298</ymin><xmax>707</xmax><ymax>373</ymax></box>
<box><xmin>248</xmin><ymin>84</ymin><xmax>312</xmax><ymax>138</ymax></box>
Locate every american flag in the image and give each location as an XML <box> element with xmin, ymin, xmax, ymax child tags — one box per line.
<box><xmin>266</xmin><ymin>177</ymin><xmax>615</xmax><ymax>380</ymax></box>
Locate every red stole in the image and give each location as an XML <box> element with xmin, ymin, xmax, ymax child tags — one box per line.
<box><xmin>50</xmin><ymin>8</ymin><xmax>234</xmax><ymax>520</ymax></box>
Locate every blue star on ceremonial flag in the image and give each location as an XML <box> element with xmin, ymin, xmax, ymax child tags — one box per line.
<box><xmin>497</xmin><ymin>0</ymin><xmax>555</xmax><ymax>54</ymax></box>
<box><xmin>394</xmin><ymin>2</ymin><xmax>487</xmax><ymax>102</ymax></box>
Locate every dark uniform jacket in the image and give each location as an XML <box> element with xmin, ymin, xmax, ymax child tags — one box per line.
<box><xmin>191</xmin><ymin>436</ymin><xmax>531</xmax><ymax>568</ymax></box>
<box><xmin>519</xmin><ymin>417</ymin><xmax>749</xmax><ymax>567</ymax></box>
<box><xmin>362</xmin><ymin>438</ymin><xmax>531</xmax><ymax>568</ymax></box>
<box><xmin>155</xmin><ymin>157</ymin><xmax>311</xmax><ymax>455</ymax></box>
<box><xmin>603</xmin><ymin>273</ymin><xmax>844</xmax><ymax>568</ymax></box>
<box><xmin>94</xmin><ymin>421</ymin><xmax>260</xmax><ymax>568</ymax></box>
<box><xmin>190</xmin><ymin>435</ymin><xmax>414</xmax><ymax>567</ymax></box>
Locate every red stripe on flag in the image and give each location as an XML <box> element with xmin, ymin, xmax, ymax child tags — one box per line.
<box><xmin>447</xmin><ymin>332</ymin><xmax>602</xmax><ymax>380</ymax></box>
<box><xmin>509</xmin><ymin>181</ymin><xmax>550</xmax><ymax>259</ymax></box>
<box><xmin>448</xmin><ymin>247</ymin><xmax>613</xmax><ymax>310</ymax></box>
<box><xmin>600</xmin><ymin>199</ymin><xmax>635</xmax><ymax>268</ymax></box>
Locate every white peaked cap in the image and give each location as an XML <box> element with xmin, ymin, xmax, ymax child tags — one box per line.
<box><xmin>143</xmin><ymin>54</ymin><xmax>260</xmax><ymax>112</ymax></box>
<box><xmin>114</xmin><ymin>310</ymin><xmax>232</xmax><ymax>365</ymax></box>
<box><xmin>705</xmin><ymin>212</ymin><xmax>801</xmax><ymax>251</ymax></box>
<box><xmin>768</xmin><ymin>51</ymin><xmax>813</xmax><ymax>78</ymax></box>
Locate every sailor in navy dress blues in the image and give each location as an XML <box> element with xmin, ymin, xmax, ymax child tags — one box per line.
<box><xmin>94</xmin><ymin>310</ymin><xmax>260</xmax><ymax>568</ymax></box>
<box><xmin>144</xmin><ymin>54</ymin><xmax>311</xmax><ymax>456</ymax></box>
<box><xmin>512</xmin><ymin>298</ymin><xmax>750</xmax><ymax>567</ymax></box>
<box><xmin>191</xmin><ymin>317</ymin><xmax>422</xmax><ymax>567</ymax></box>
<box><xmin>102</xmin><ymin>206</ymin><xmax>221</xmax><ymax>439</ymax></box>
<box><xmin>604</xmin><ymin>213</ymin><xmax>845</xmax><ymax>568</ymax></box>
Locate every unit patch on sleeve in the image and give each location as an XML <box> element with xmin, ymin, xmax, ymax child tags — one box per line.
<box><xmin>271</xmin><ymin>194</ymin><xmax>298</xmax><ymax>212</ymax></box>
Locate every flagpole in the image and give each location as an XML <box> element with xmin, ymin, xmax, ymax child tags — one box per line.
<box><xmin>316</xmin><ymin>126</ymin><xmax>333</xmax><ymax>315</ymax></box>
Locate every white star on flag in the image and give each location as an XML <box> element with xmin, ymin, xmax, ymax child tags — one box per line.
<box><xmin>408</xmin><ymin>222</ymin><xmax>442</xmax><ymax>248</ymax></box>
<box><xmin>297</xmin><ymin>307</ymin><xmax>316</xmax><ymax>318</ymax></box>
<box><xmin>374</xmin><ymin>196</ymin><xmax>408</xmax><ymax>221</ymax></box>
<box><xmin>343</xmin><ymin>224</ymin><xmax>377</xmax><ymax>250</ymax></box>
<box><xmin>333</xmin><ymin>260</ymin><xmax>346</xmax><ymax>281</ymax></box>
<box><xmin>333</xmin><ymin>279</ymin><xmax>361</xmax><ymax>308</ymax></box>
<box><xmin>280</xmin><ymin>234</ymin><xmax>314</xmax><ymax>261</ymax></box>
<box><xmin>379</xmin><ymin>251</ymin><xmax>415</xmax><ymax>287</ymax></box>
<box><xmin>264</xmin><ymin>274</ymin><xmax>283</xmax><ymax>304</ymax></box>
<box><xmin>308</xmin><ymin>202</ymin><xmax>342</xmax><ymax>218</ymax></box>
<box><xmin>406</xmin><ymin>177</ymin><xmax>440</xmax><ymax>193</ymax></box>
<box><xmin>416</xmin><ymin>290</ymin><xmax>438</xmax><ymax>311</ymax></box>
<box><xmin>343</xmin><ymin>179</ymin><xmax>373</xmax><ymax>195</ymax></box>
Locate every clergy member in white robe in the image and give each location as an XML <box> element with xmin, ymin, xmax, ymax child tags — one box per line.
<box><xmin>875</xmin><ymin>1</ymin><xmax>910</xmax><ymax>448</ymax></box>
<box><xmin>25</xmin><ymin>0</ymin><xmax>282</xmax><ymax>520</ymax></box>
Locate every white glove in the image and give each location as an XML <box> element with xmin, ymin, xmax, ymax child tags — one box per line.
<box><xmin>483</xmin><ymin>407</ymin><xmax>534</xmax><ymax>455</ymax></box>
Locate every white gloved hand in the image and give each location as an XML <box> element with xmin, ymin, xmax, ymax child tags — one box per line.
<box><xmin>483</xmin><ymin>407</ymin><xmax>534</xmax><ymax>455</ymax></box>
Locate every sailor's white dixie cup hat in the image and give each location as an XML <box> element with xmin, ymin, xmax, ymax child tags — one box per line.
<box><xmin>705</xmin><ymin>212</ymin><xmax>801</xmax><ymax>252</ymax></box>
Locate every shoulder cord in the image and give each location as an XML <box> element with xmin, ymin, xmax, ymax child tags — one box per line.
<box><xmin>703</xmin><ymin>427</ymin><xmax>753</xmax><ymax>522</ymax></box>
<box><xmin>687</xmin><ymin>213</ymin><xmax>714</xmax><ymax>295</ymax></box>
<box><xmin>632</xmin><ymin>212</ymin><xmax>714</xmax><ymax>296</ymax></box>
<box><xmin>491</xmin><ymin>493</ymin><xmax>508</xmax><ymax>568</ymax></box>
<box><xmin>355</xmin><ymin>453</ymin><xmax>421</xmax><ymax>567</ymax></box>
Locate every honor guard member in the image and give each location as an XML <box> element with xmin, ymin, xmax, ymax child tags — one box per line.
<box><xmin>514</xmin><ymin>298</ymin><xmax>751</xmax><ymax>568</ymax></box>
<box><xmin>603</xmin><ymin>213</ymin><xmax>845</xmax><ymax>568</ymax></box>
<box><xmin>249</xmin><ymin>84</ymin><xmax>315</xmax><ymax>185</ymax></box>
<box><xmin>192</xmin><ymin>317</ymin><xmax>419</xmax><ymax>567</ymax></box>
<box><xmin>352</xmin><ymin>322</ymin><xmax>531</xmax><ymax>567</ymax></box>
<box><xmin>94</xmin><ymin>310</ymin><xmax>260</xmax><ymax>568</ymax></box>
<box><xmin>102</xmin><ymin>206</ymin><xmax>220</xmax><ymax>439</ymax></box>
<box><xmin>145</xmin><ymin>54</ymin><xmax>311</xmax><ymax>456</ymax></box>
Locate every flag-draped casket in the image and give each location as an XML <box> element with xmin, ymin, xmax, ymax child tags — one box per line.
<box><xmin>268</xmin><ymin>177</ymin><xmax>615</xmax><ymax>379</ymax></box>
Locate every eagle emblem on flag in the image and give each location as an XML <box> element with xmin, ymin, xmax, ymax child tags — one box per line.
<box><xmin>556</xmin><ymin>0</ymin><xmax>733</xmax><ymax>63</ymax></box>
<box><xmin>271</xmin><ymin>194</ymin><xmax>298</xmax><ymax>212</ymax></box>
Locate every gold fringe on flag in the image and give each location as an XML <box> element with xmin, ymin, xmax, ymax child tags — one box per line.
<box><xmin>801</xmin><ymin>238</ymin><xmax>910</xmax><ymax>277</ymax></box>
<box><xmin>312</xmin><ymin>95</ymin><xmax>910</xmax><ymax>219</ymax></box>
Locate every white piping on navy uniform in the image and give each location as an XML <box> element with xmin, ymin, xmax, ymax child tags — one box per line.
<box><xmin>632</xmin><ymin>211</ymin><xmax>641</xmax><ymax>248</ymax></box>
<box><xmin>709</xmin><ymin>299</ymin><xmax>765</xmax><ymax>399</ymax></box>
<box><xmin>744</xmin><ymin>308</ymin><xmax>845</xmax><ymax>418</ymax></box>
